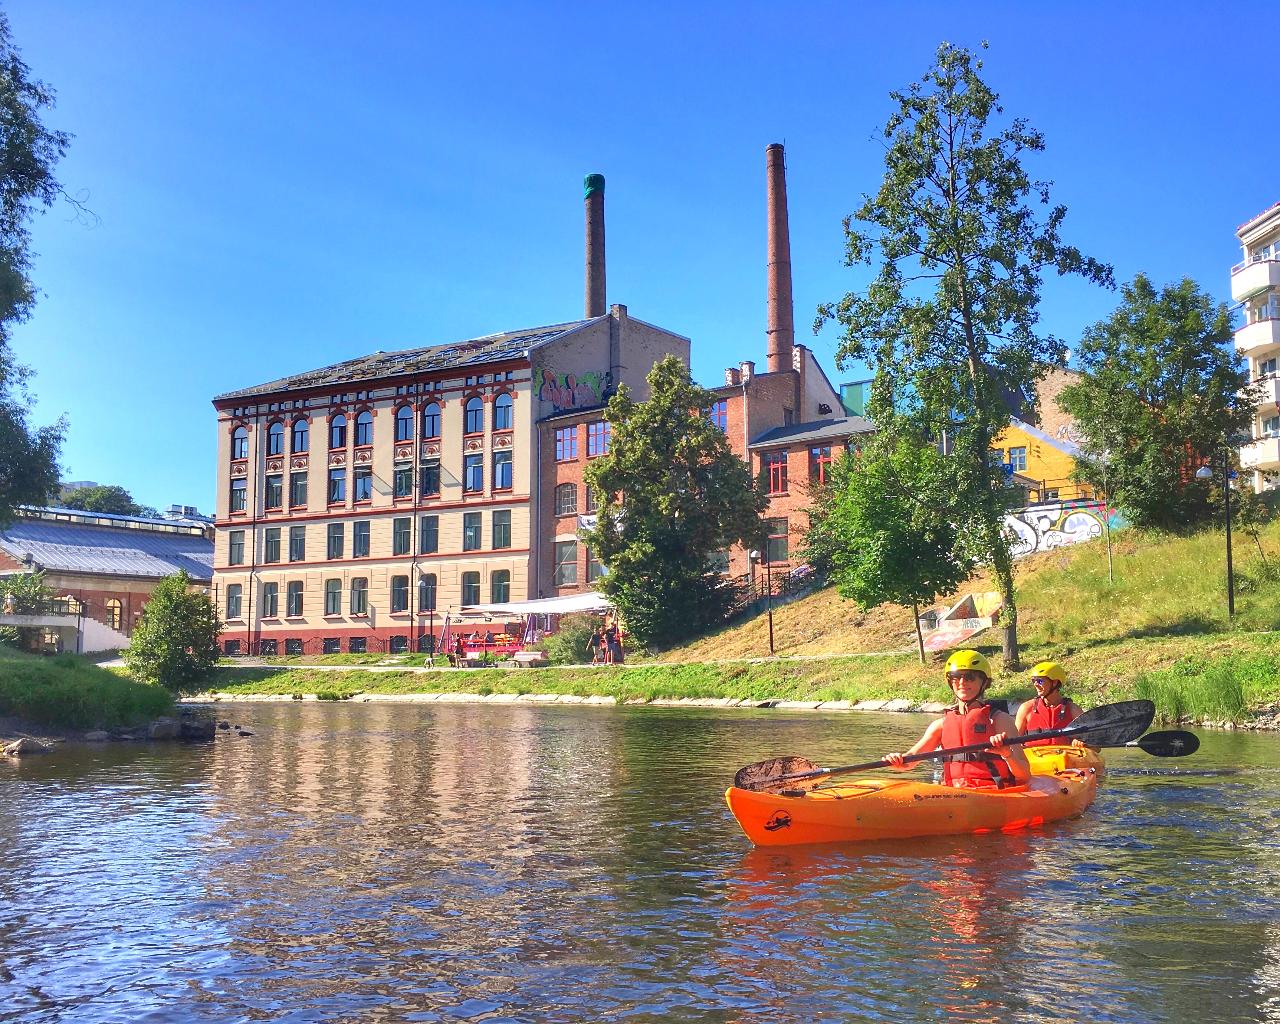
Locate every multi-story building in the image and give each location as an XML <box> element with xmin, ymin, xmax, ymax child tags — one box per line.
<box><xmin>1232</xmin><ymin>202</ymin><xmax>1280</xmax><ymax>492</ymax></box>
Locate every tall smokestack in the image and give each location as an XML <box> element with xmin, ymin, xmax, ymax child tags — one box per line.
<box><xmin>765</xmin><ymin>143</ymin><xmax>794</xmax><ymax>374</ymax></box>
<box><xmin>585</xmin><ymin>173</ymin><xmax>606</xmax><ymax>318</ymax></box>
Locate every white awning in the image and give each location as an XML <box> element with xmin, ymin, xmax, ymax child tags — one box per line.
<box><xmin>466</xmin><ymin>592</ymin><xmax>613</xmax><ymax>616</ymax></box>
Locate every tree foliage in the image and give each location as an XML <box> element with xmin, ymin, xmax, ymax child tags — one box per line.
<box><xmin>816</xmin><ymin>41</ymin><xmax>1113</xmax><ymax>666</ymax></box>
<box><xmin>62</xmin><ymin>484</ymin><xmax>158</xmax><ymax>518</ymax></box>
<box><xmin>1059</xmin><ymin>275</ymin><xmax>1260</xmax><ymax>531</ymax></box>
<box><xmin>125</xmin><ymin>571</ymin><xmax>222</xmax><ymax>691</ymax></box>
<box><xmin>582</xmin><ymin>355</ymin><xmax>767</xmax><ymax>648</ymax></box>
<box><xmin>0</xmin><ymin>570</ymin><xmax>52</xmax><ymax>648</ymax></box>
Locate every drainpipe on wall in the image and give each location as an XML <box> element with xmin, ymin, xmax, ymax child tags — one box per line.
<box><xmin>246</xmin><ymin>408</ymin><xmax>260</xmax><ymax>652</ymax></box>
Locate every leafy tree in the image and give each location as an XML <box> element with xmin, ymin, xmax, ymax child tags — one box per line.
<box><xmin>0</xmin><ymin>570</ymin><xmax>52</xmax><ymax>648</ymax></box>
<box><xmin>582</xmin><ymin>355</ymin><xmax>767</xmax><ymax>648</ymax></box>
<box><xmin>816</xmin><ymin>434</ymin><xmax>974</xmax><ymax>663</ymax></box>
<box><xmin>816</xmin><ymin>41</ymin><xmax>1113</xmax><ymax>667</ymax></box>
<box><xmin>0</xmin><ymin>13</ymin><xmax>87</xmax><ymax>523</ymax></box>
<box><xmin>1059</xmin><ymin>275</ymin><xmax>1259</xmax><ymax>531</ymax></box>
<box><xmin>62</xmin><ymin>484</ymin><xmax>158</xmax><ymax>518</ymax></box>
<box><xmin>125</xmin><ymin>571</ymin><xmax>222</xmax><ymax>691</ymax></box>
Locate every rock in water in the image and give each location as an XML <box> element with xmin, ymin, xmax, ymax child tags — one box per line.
<box><xmin>148</xmin><ymin>718</ymin><xmax>181</xmax><ymax>741</ymax></box>
<box><xmin>4</xmin><ymin>738</ymin><xmax>51</xmax><ymax>758</ymax></box>
<box><xmin>84</xmin><ymin>731</ymin><xmax>110</xmax><ymax>742</ymax></box>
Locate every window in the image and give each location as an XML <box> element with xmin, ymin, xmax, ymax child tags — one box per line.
<box><xmin>762</xmin><ymin>451</ymin><xmax>788</xmax><ymax>494</ymax></box>
<box><xmin>230</xmin><ymin>478</ymin><xmax>247</xmax><ymax>513</ymax></box>
<box><xmin>289</xmin><ymin>526</ymin><xmax>306</xmax><ymax>562</ymax></box>
<box><xmin>555</xmin><ymin>426</ymin><xmax>578</xmax><ymax>461</ymax></box>
<box><xmin>422</xmin><ymin>402</ymin><xmax>441</xmax><ymax>439</ymax></box>
<box><xmin>587</xmin><ymin>420</ymin><xmax>611</xmax><ymax>457</ymax></box>
<box><xmin>259</xmin><ymin>639</ymin><xmax>278</xmax><ymax>656</ymax></box>
<box><xmin>419</xmin><ymin>573</ymin><xmax>437</xmax><ymax>611</ymax></box>
<box><xmin>261</xmin><ymin>581</ymin><xmax>278</xmax><ymax>618</ymax></box>
<box><xmin>709</xmin><ymin>399</ymin><xmax>728</xmax><ymax>433</ymax></box>
<box><xmin>783</xmin><ymin>408</ymin><xmax>795</xmax><ymax>425</ymax></box>
<box><xmin>554</xmin><ymin>541</ymin><xmax>578</xmax><ymax>586</ymax></box>
<box><xmin>327</xmin><ymin>522</ymin><xmax>344</xmax><ymax>559</ymax></box>
<box><xmin>324</xmin><ymin>578</ymin><xmax>342</xmax><ymax>615</ymax></box>
<box><xmin>350</xmin><ymin>578</ymin><xmax>368</xmax><ymax>615</ymax></box>
<box><xmin>349</xmin><ymin>636</ymin><xmax>367</xmax><ymax>654</ymax></box>
<box><xmin>287</xmin><ymin>581</ymin><xmax>304</xmax><ymax>616</ymax></box>
<box><xmin>809</xmin><ymin>446</ymin><xmax>835</xmax><ymax>485</ymax></box>
<box><xmin>1258</xmin><ymin>357</ymin><xmax>1278</xmax><ymax>379</ymax></box>
<box><xmin>267</xmin><ymin>421</ymin><xmax>285</xmax><ymax>456</ymax></box>
<box><xmin>421</xmin><ymin>461</ymin><xmax>441</xmax><ymax>496</ymax></box>
<box><xmin>291</xmin><ymin>418</ymin><xmax>309</xmax><ymax>454</ymax></box>
<box><xmin>555</xmin><ymin>483</ymin><xmax>577</xmax><ymax>516</ymax></box>
<box><xmin>226</xmin><ymin>584</ymin><xmax>242</xmax><ymax>619</ymax></box>
<box><xmin>393</xmin><ymin>517</ymin><xmax>411</xmax><ymax>555</ymax></box>
<box><xmin>493</xmin><ymin>450</ymin><xmax>513</xmax><ymax>490</ymax></box>
<box><xmin>323</xmin><ymin>637</ymin><xmax>341</xmax><ymax>654</ymax></box>
<box><xmin>231</xmin><ymin>426</ymin><xmax>248</xmax><ymax>460</ymax></box>
<box><xmin>328</xmin><ymin>468</ymin><xmax>346</xmax><ymax>503</ymax></box>
<box><xmin>765</xmin><ymin>518</ymin><xmax>789</xmax><ymax>564</ymax></box>
<box><xmin>419</xmin><ymin>515</ymin><xmax>439</xmax><ymax>554</ymax></box>
<box><xmin>228</xmin><ymin>530</ymin><xmax>245</xmax><ymax>565</ymax></box>
<box><xmin>355</xmin><ymin>410</ymin><xmax>374</xmax><ymax>446</ymax></box>
<box><xmin>461</xmin><ymin>571</ymin><xmax>480</xmax><ymax>605</ymax></box>
<box><xmin>225</xmin><ymin>639</ymin><xmax>241</xmax><ymax>655</ymax></box>
<box><xmin>391</xmin><ymin>574</ymin><xmax>409</xmax><ymax>612</ymax></box>
<box><xmin>264</xmin><ymin>527</ymin><xmax>281</xmax><ymax>563</ymax></box>
<box><xmin>264</xmin><ymin>474</ymin><xmax>283</xmax><ymax>509</ymax></box>
<box><xmin>286</xmin><ymin>638</ymin><xmax>303</xmax><ymax>656</ymax></box>
<box><xmin>1008</xmin><ymin>446</ymin><xmax>1028</xmax><ymax>472</ymax></box>
<box><xmin>587</xmin><ymin>548</ymin><xmax>605</xmax><ymax>582</ymax></box>
<box><xmin>394</xmin><ymin>464</ymin><xmax>413</xmax><ymax>498</ymax></box>
<box><xmin>463</xmin><ymin>453</ymin><xmax>483</xmax><ymax>492</ymax></box>
<box><xmin>492</xmin><ymin>509</ymin><xmax>511</xmax><ymax>549</ymax></box>
<box><xmin>490</xmin><ymin>570</ymin><xmax>511</xmax><ymax>603</ymax></box>
<box><xmin>585</xmin><ymin>485</ymin><xmax>598</xmax><ymax>513</ymax></box>
<box><xmin>330</xmin><ymin>414</ymin><xmax>347</xmax><ymax>449</ymax></box>
<box><xmin>353</xmin><ymin>521</ymin><xmax>370</xmax><ymax>557</ymax></box>
<box><xmin>390</xmin><ymin>635</ymin><xmax>408</xmax><ymax>654</ymax></box>
<box><xmin>1263</xmin><ymin>415</ymin><xmax>1280</xmax><ymax>437</ymax></box>
<box><xmin>465</xmin><ymin>397</ymin><xmax>484</xmax><ymax>434</ymax></box>
<box><xmin>290</xmin><ymin>471</ymin><xmax>307</xmax><ymax>507</ymax></box>
<box><xmin>463</xmin><ymin>511</ymin><xmax>482</xmax><ymax>551</ymax></box>
<box><xmin>354</xmin><ymin>466</ymin><xmax>373</xmax><ymax>502</ymax></box>
<box><xmin>395</xmin><ymin>405</ymin><xmax>414</xmax><ymax>442</ymax></box>
<box><xmin>105</xmin><ymin>598</ymin><xmax>122</xmax><ymax>631</ymax></box>
<box><xmin>494</xmin><ymin>392</ymin><xmax>513</xmax><ymax>430</ymax></box>
<box><xmin>707</xmin><ymin>549</ymin><xmax>730</xmax><ymax>574</ymax></box>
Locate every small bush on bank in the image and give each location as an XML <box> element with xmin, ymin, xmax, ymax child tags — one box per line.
<box><xmin>540</xmin><ymin>613</ymin><xmax>601</xmax><ymax>665</ymax></box>
<box><xmin>0</xmin><ymin>648</ymin><xmax>173</xmax><ymax>729</ymax></box>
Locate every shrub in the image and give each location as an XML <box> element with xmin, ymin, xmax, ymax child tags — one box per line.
<box><xmin>125</xmin><ymin>571</ymin><xmax>222</xmax><ymax>691</ymax></box>
<box><xmin>540</xmin><ymin>613</ymin><xmax>601</xmax><ymax>665</ymax></box>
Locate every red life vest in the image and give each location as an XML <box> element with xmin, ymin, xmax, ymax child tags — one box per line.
<box><xmin>1023</xmin><ymin>697</ymin><xmax>1077</xmax><ymax>745</ymax></box>
<box><xmin>940</xmin><ymin>702</ymin><xmax>1016</xmax><ymax>788</ymax></box>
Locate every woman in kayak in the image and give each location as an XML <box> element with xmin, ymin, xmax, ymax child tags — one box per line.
<box><xmin>1015</xmin><ymin>660</ymin><xmax>1083</xmax><ymax>744</ymax></box>
<box><xmin>884</xmin><ymin>650</ymin><xmax>1031</xmax><ymax>788</ymax></box>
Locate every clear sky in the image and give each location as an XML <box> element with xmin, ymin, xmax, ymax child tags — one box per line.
<box><xmin>7</xmin><ymin>1</ymin><xmax>1277</xmax><ymax>515</ymax></box>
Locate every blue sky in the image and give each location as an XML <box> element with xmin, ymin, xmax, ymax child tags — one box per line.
<box><xmin>8</xmin><ymin>2</ymin><xmax>1277</xmax><ymax>514</ymax></box>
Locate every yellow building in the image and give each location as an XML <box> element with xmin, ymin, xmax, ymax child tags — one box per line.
<box><xmin>992</xmin><ymin>418</ymin><xmax>1092</xmax><ymax>504</ymax></box>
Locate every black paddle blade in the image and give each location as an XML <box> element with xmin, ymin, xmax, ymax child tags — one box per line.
<box><xmin>734</xmin><ymin>755</ymin><xmax>819</xmax><ymax>792</ymax></box>
<box><xmin>1133</xmin><ymin>730</ymin><xmax>1199</xmax><ymax>757</ymax></box>
<box><xmin>1065</xmin><ymin>699</ymin><xmax>1155</xmax><ymax>747</ymax></box>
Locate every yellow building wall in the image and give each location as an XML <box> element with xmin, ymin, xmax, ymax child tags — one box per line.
<box><xmin>991</xmin><ymin>422</ymin><xmax>1091</xmax><ymax>502</ymax></box>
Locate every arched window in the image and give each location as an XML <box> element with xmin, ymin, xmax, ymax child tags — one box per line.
<box><xmin>291</xmin><ymin>418</ymin><xmax>309</xmax><ymax>454</ymax></box>
<box><xmin>267</xmin><ymin>421</ymin><xmax>285</xmax><ymax>456</ymax></box>
<box><xmin>464</xmin><ymin>397</ymin><xmax>484</xmax><ymax>434</ymax></box>
<box><xmin>418</xmin><ymin>573</ymin><xmax>437</xmax><ymax>612</ymax></box>
<box><xmin>330</xmin><ymin>414</ymin><xmax>347</xmax><ymax>449</ymax></box>
<box><xmin>355</xmin><ymin>411</ymin><xmax>374</xmax><ymax>446</ymax></box>
<box><xmin>555</xmin><ymin>482</ymin><xmax>578</xmax><ymax>516</ymax></box>
<box><xmin>105</xmin><ymin>598</ymin><xmax>123</xmax><ymax>631</ymax></box>
<box><xmin>395</xmin><ymin>405</ymin><xmax>414</xmax><ymax>442</ymax></box>
<box><xmin>421</xmin><ymin>402</ymin><xmax>441</xmax><ymax>439</ymax></box>
<box><xmin>493</xmin><ymin>392</ymin><xmax>513</xmax><ymax>431</ymax></box>
<box><xmin>231</xmin><ymin>426</ymin><xmax>248</xmax><ymax>460</ymax></box>
<box><xmin>490</xmin><ymin>570</ymin><xmax>511</xmax><ymax>603</ymax></box>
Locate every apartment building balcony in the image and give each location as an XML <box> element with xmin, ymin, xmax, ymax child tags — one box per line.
<box><xmin>1235</xmin><ymin>315</ymin><xmax>1280</xmax><ymax>356</ymax></box>
<box><xmin>1240</xmin><ymin>435</ymin><xmax>1280</xmax><ymax>471</ymax></box>
<box><xmin>1231</xmin><ymin>257</ymin><xmax>1280</xmax><ymax>302</ymax></box>
<box><xmin>1254</xmin><ymin>374</ymin><xmax>1280</xmax><ymax>413</ymax></box>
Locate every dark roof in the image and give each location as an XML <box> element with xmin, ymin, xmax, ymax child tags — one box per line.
<box><xmin>750</xmin><ymin>415</ymin><xmax>874</xmax><ymax>449</ymax></box>
<box><xmin>215</xmin><ymin>318</ymin><xmax>599</xmax><ymax>401</ymax></box>
<box><xmin>0</xmin><ymin>510</ymin><xmax>213</xmax><ymax>582</ymax></box>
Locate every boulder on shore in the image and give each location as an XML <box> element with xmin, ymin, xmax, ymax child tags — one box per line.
<box><xmin>4</xmin><ymin>737</ymin><xmax>51</xmax><ymax>758</ymax></box>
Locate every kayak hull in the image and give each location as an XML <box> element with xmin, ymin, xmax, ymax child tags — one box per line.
<box><xmin>725</xmin><ymin>766</ymin><xmax>1099</xmax><ymax>847</ymax></box>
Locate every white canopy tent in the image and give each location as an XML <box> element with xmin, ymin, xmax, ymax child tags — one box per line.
<box><xmin>465</xmin><ymin>592</ymin><xmax>613</xmax><ymax>616</ymax></box>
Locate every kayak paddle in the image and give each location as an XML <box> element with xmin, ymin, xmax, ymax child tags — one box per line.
<box><xmin>1127</xmin><ymin>729</ymin><xmax>1199</xmax><ymax>757</ymax></box>
<box><xmin>734</xmin><ymin>699</ymin><xmax>1156</xmax><ymax>792</ymax></box>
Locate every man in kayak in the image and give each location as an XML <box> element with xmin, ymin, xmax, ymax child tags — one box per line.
<box><xmin>1015</xmin><ymin>660</ymin><xmax>1084</xmax><ymax>745</ymax></box>
<box><xmin>884</xmin><ymin>650</ymin><xmax>1031</xmax><ymax>788</ymax></box>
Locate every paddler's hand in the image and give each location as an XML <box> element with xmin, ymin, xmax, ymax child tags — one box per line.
<box><xmin>884</xmin><ymin>752</ymin><xmax>910</xmax><ymax>771</ymax></box>
<box><xmin>988</xmin><ymin>732</ymin><xmax>1008</xmax><ymax>748</ymax></box>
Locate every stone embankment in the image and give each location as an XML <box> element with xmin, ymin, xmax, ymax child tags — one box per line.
<box><xmin>2</xmin><ymin>708</ymin><xmax>218</xmax><ymax>758</ymax></box>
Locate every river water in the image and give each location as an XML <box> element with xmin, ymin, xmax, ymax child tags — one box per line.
<box><xmin>1</xmin><ymin>703</ymin><xmax>1279</xmax><ymax>1023</ymax></box>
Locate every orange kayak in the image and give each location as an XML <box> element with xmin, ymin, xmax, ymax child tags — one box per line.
<box><xmin>725</xmin><ymin>749</ymin><xmax>1100</xmax><ymax>847</ymax></box>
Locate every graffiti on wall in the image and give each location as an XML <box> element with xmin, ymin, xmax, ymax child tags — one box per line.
<box><xmin>536</xmin><ymin>368</ymin><xmax>606</xmax><ymax>411</ymax></box>
<box><xmin>1005</xmin><ymin>499</ymin><xmax>1126</xmax><ymax>559</ymax></box>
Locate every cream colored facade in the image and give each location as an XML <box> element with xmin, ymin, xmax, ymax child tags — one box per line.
<box><xmin>1233</xmin><ymin>202</ymin><xmax>1280</xmax><ymax>492</ymax></box>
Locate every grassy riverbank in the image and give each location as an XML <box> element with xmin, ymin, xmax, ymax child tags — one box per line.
<box><xmin>0</xmin><ymin>647</ymin><xmax>174</xmax><ymax>731</ymax></box>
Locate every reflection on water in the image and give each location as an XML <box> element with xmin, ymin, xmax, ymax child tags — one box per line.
<box><xmin>2</xmin><ymin>705</ymin><xmax>1279</xmax><ymax>1022</ymax></box>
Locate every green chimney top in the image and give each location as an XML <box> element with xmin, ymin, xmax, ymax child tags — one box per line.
<box><xmin>584</xmin><ymin>173</ymin><xmax>605</xmax><ymax>199</ymax></box>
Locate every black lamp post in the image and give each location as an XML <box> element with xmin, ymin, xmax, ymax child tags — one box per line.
<box><xmin>1196</xmin><ymin>450</ymin><xmax>1235</xmax><ymax>618</ymax></box>
<box><xmin>751</xmin><ymin>549</ymin><xmax>775</xmax><ymax>655</ymax></box>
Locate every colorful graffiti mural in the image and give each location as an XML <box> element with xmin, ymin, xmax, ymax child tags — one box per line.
<box><xmin>1004</xmin><ymin>499</ymin><xmax>1125</xmax><ymax>559</ymax></box>
<box><xmin>536</xmin><ymin>368</ymin><xmax>606</xmax><ymax>411</ymax></box>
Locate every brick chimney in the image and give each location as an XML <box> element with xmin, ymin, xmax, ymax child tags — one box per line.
<box><xmin>725</xmin><ymin>367</ymin><xmax>742</xmax><ymax>387</ymax></box>
<box><xmin>585</xmin><ymin>173</ymin><xmax>606</xmax><ymax>318</ymax></box>
<box><xmin>765</xmin><ymin>143</ymin><xmax>794</xmax><ymax>374</ymax></box>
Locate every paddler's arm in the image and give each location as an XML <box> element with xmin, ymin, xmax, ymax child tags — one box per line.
<box><xmin>988</xmin><ymin>711</ymin><xmax>1032</xmax><ymax>784</ymax></box>
<box><xmin>885</xmin><ymin>718</ymin><xmax>945</xmax><ymax>771</ymax></box>
<box><xmin>1014</xmin><ymin>700</ymin><xmax>1032</xmax><ymax>733</ymax></box>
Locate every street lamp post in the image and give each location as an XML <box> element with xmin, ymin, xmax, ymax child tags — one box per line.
<box><xmin>750</xmin><ymin>549</ymin><xmax>775</xmax><ymax>655</ymax></box>
<box><xmin>1196</xmin><ymin>450</ymin><xmax>1236</xmax><ymax>618</ymax></box>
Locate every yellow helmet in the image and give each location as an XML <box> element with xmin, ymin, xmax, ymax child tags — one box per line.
<box><xmin>1031</xmin><ymin>661</ymin><xmax>1067</xmax><ymax>686</ymax></box>
<box><xmin>944</xmin><ymin>649</ymin><xmax>992</xmax><ymax>679</ymax></box>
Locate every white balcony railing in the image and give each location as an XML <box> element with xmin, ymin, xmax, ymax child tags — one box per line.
<box><xmin>1235</xmin><ymin>316</ymin><xmax>1280</xmax><ymax>355</ymax></box>
<box><xmin>1255</xmin><ymin>374</ymin><xmax>1280</xmax><ymax>411</ymax></box>
<box><xmin>1231</xmin><ymin>257</ymin><xmax>1280</xmax><ymax>303</ymax></box>
<box><xmin>1240</xmin><ymin>435</ymin><xmax>1280</xmax><ymax>470</ymax></box>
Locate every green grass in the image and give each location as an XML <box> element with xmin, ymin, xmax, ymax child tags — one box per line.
<box><xmin>0</xmin><ymin>647</ymin><xmax>174</xmax><ymax>730</ymax></box>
